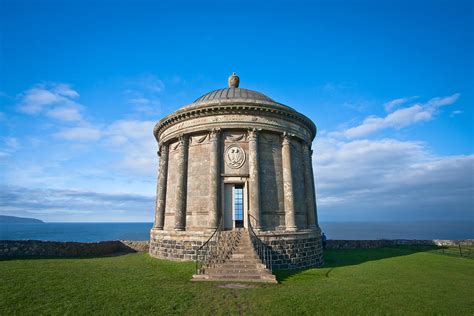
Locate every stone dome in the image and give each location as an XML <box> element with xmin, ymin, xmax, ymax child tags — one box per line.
<box><xmin>194</xmin><ymin>88</ymin><xmax>275</xmax><ymax>104</ymax></box>
<box><xmin>154</xmin><ymin>75</ymin><xmax>316</xmax><ymax>144</ymax></box>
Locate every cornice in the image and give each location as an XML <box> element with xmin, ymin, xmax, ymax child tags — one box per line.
<box><xmin>153</xmin><ymin>101</ymin><xmax>317</xmax><ymax>142</ymax></box>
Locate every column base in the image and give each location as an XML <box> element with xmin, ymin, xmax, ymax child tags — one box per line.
<box><xmin>174</xmin><ymin>228</ymin><xmax>185</xmax><ymax>231</ymax></box>
<box><xmin>285</xmin><ymin>226</ymin><xmax>298</xmax><ymax>232</ymax></box>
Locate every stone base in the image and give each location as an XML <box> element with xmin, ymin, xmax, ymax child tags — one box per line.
<box><xmin>258</xmin><ymin>228</ymin><xmax>324</xmax><ymax>270</ymax></box>
<box><xmin>150</xmin><ymin>227</ymin><xmax>324</xmax><ymax>269</ymax></box>
<box><xmin>149</xmin><ymin>229</ymin><xmax>212</xmax><ymax>261</ymax></box>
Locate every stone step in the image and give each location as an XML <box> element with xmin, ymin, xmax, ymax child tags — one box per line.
<box><xmin>191</xmin><ymin>229</ymin><xmax>277</xmax><ymax>284</ymax></box>
<box><xmin>205</xmin><ymin>267</ymin><xmax>272</xmax><ymax>275</ymax></box>
<box><xmin>231</xmin><ymin>253</ymin><xmax>258</xmax><ymax>258</ymax></box>
<box><xmin>215</xmin><ymin>263</ymin><xmax>266</xmax><ymax>269</ymax></box>
<box><xmin>191</xmin><ymin>273</ymin><xmax>277</xmax><ymax>283</ymax></box>
<box><xmin>205</xmin><ymin>275</ymin><xmax>277</xmax><ymax>283</ymax></box>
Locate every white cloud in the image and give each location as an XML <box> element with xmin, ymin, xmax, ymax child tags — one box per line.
<box><xmin>338</xmin><ymin>93</ymin><xmax>460</xmax><ymax>138</ymax></box>
<box><xmin>104</xmin><ymin>120</ymin><xmax>157</xmax><ymax>175</ymax></box>
<box><xmin>52</xmin><ymin>83</ymin><xmax>80</xmax><ymax>98</ymax></box>
<box><xmin>46</xmin><ymin>105</ymin><xmax>83</xmax><ymax>121</ymax></box>
<box><xmin>314</xmin><ymin>136</ymin><xmax>474</xmax><ymax>221</ymax></box>
<box><xmin>383</xmin><ymin>96</ymin><xmax>418</xmax><ymax>112</ymax></box>
<box><xmin>54</xmin><ymin>126</ymin><xmax>102</xmax><ymax>141</ymax></box>
<box><xmin>17</xmin><ymin>83</ymin><xmax>84</xmax><ymax>122</ymax></box>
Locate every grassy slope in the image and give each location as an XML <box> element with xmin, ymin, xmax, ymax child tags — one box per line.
<box><xmin>1</xmin><ymin>248</ymin><xmax>473</xmax><ymax>315</ymax></box>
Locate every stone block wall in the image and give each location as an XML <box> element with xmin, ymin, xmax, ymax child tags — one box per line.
<box><xmin>149</xmin><ymin>230</ymin><xmax>210</xmax><ymax>261</ymax></box>
<box><xmin>259</xmin><ymin>230</ymin><xmax>324</xmax><ymax>270</ymax></box>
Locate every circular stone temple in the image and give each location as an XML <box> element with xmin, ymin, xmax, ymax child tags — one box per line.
<box><xmin>150</xmin><ymin>73</ymin><xmax>323</xmax><ymax>269</ymax></box>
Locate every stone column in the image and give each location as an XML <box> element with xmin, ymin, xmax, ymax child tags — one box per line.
<box><xmin>248</xmin><ymin>128</ymin><xmax>261</xmax><ymax>229</ymax></box>
<box><xmin>174</xmin><ymin>134</ymin><xmax>189</xmax><ymax>231</ymax></box>
<box><xmin>282</xmin><ymin>132</ymin><xmax>297</xmax><ymax>231</ymax></box>
<box><xmin>208</xmin><ymin>128</ymin><xmax>221</xmax><ymax>229</ymax></box>
<box><xmin>303</xmin><ymin>142</ymin><xmax>317</xmax><ymax>229</ymax></box>
<box><xmin>154</xmin><ymin>143</ymin><xmax>169</xmax><ymax>230</ymax></box>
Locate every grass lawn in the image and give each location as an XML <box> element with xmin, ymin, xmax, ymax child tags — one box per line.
<box><xmin>1</xmin><ymin>247</ymin><xmax>473</xmax><ymax>315</ymax></box>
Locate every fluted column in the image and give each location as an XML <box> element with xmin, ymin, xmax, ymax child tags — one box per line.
<box><xmin>154</xmin><ymin>143</ymin><xmax>169</xmax><ymax>230</ymax></box>
<box><xmin>248</xmin><ymin>128</ymin><xmax>261</xmax><ymax>229</ymax></box>
<box><xmin>282</xmin><ymin>132</ymin><xmax>297</xmax><ymax>231</ymax></box>
<box><xmin>208</xmin><ymin>128</ymin><xmax>221</xmax><ymax>229</ymax></box>
<box><xmin>174</xmin><ymin>134</ymin><xmax>189</xmax><ymax>231</ymax></box>
<box><xmin>303</xmin><ymin>142</ymin><xmax>317</xmax><ymax>229</ymax></box>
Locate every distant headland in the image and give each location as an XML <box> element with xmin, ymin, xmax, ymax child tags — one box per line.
<box><xmin>0</xmin><ymin>215</ymin><xmax>44</xmax><ymax>224</ymax></box>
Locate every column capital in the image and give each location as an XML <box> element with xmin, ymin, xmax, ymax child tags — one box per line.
<box><xmin>209</xmin><ymin>128</ymin><xmax>221</xmax><ymax>140</ymax></box>
<box><xmin>178</xmin><ymin>134</ymin><xmax>189</xmax><ymax>147</ymax></box>
<box><xmin>247</xmin><ymin>128</ymin><xmax>261</xmax><ymax>141</ymax></box>
<box><xmin>281</xmin><ymin>131</ymin><xmax>294</xmax><ymax>145</ymax></box>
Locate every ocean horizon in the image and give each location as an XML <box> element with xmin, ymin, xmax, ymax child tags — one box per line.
<box><xmin>1</xmin><ymin>221</ymin><xmax>472</xmax><ymax>242</ymax></box>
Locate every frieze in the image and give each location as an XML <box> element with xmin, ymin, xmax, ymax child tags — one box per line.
<box><xmin>159</xmin><ymin>113</ymin><xmax>311</xmax><ymax>144</ymax></box>
<box><xmin>154</xmin><ymin>103</ymin><xmax>316</xmax><ymax>143</ymax></box>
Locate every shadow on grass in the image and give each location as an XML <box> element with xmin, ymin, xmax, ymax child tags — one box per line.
<box><xmin>274</xmin><ymin>245</ymin><xmax>441</xmax><ymax>283</ymax></box>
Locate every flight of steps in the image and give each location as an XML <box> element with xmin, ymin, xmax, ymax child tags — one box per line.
<box><xmin>192</xmin><ymin>229</ymin><xmax>277</xmax><ymax>283</ymax></box>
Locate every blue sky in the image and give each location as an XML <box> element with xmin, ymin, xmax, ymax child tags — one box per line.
<box><xmin>1</xmin><ymin>0</ymin><xmax>473</xmax><ymax>222</ymax></box>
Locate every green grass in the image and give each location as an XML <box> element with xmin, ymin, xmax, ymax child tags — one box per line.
<box><xmin>1</xmin><ymin>248</ymin><xmax>473</xmax><ymax>315</ymax></box>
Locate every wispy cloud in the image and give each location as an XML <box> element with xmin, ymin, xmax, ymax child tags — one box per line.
<box><xmin>54</xmin><ymin>125</ymin><xmax>102</xmax><ymax>141</ymax></box>
<box><xmin>383</xmin><ymin>96</ymin><xmax>418</xmax><ymax>112</ymax></box>
<box><xmin>124</xmin><ymin>74</ymin><xmax>164</xmax><ymax>116</ymax></box>
<box><xmin>17</xmin><ymin>83</ymin><xmax>84</xmax><ymax>122</ymax></box>
<box><xmin>450</xmin><ymin>110</ymin><xmax>463</xmax><ymax>117</ymax></box>
<box><xmin>0</xmin><ymin>185</ymin><xmax>154</xmax><ymax>222</ymax></box>
<box><xmin>103</xmin><ymin>120</ymin><xmax>157</xmax><ymax>175</ymax></box>
<box><xmin>334</xmin><ymin>93</ymin><xmax>460</xmax><ymax>138</ymax></box>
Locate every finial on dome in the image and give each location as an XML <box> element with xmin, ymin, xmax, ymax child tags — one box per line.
<box><xmin>228</xmin><ymin>72</ymin><xmax>240</xmax><ymax>88</ymax></box>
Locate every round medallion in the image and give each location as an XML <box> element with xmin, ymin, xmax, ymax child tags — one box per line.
<box><xmin>225</xmin><ymin>145</ymin><xmax>246</xmax><ymax>169</ymax></box>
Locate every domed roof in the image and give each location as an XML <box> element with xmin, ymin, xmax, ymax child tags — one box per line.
<box><xmin>194</xmin><ymin>87</ymin><xmax>275</xmax><ymax>104</ymax></box>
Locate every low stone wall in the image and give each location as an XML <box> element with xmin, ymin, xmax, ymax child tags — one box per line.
<box><xmin>260</xmin><ymin>230</ymin><xmax>324</xmax><ymax>270</ymax></box>
<box><xmin>0</xmin><ymin>240</ymin><xmax>149</xmax><ymax>258</ymax></box>
<box><xmin>326</xmin><ymin>239</ymin><xmax>474</xmax><ymax>249</ymax></box>
<box><xmin>149</xmin><ymin>229</ymin><xmax>210</xmax><ymax>261</ymax></box>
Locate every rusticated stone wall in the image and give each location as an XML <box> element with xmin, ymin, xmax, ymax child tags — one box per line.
<box><xmin>260</xmin><ymin>230</ymin><xmax>324</xmax><ymax>269</ymax></box>
<box><xmin>149</xmin><ymin>230</ymin><xmax>210</xmax><ymax>261</ymax></box>
<box><xmin>0</xmin><ymin>240</ymin><xmax>149</xmax><ymax>258</ymax></box>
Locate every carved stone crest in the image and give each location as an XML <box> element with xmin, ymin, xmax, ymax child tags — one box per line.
<box><xmin>224</xmin><ymin>145</ymin><xmax>246</xmax><ymax>169</ymax></box>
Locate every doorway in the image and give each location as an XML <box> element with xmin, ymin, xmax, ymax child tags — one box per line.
<box><xmin>223</xmin><ymin>183</ymin><xmax>247</xmax><ymax>230</ymax></box>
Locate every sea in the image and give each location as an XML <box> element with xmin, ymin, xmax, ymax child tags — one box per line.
<box><xmin>0</xmin><ymin>221</ymin><xmax>473</xmax><ymax>242</ymax></box>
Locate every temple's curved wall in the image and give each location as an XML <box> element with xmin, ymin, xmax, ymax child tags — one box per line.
<box><xmin>150</xmin><ymin>77</ymin><xmax>323</xmax><ymax>268</ymax></box>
